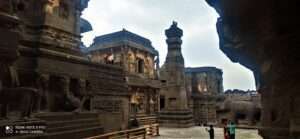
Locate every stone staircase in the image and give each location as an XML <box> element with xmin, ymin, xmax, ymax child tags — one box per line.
<box><xmin>134</xmin><ymin>115</ymin><xmax>158</xmax><ymax>126</ymax></box>
<box><xmin>159</xmin><ymin>110</ymin><xmax>195</xmax><ymax>128</ymax></box>
<box><xmin>34</xmin><ymin>112</ymin><xmax>103</xmax><ymax>139</ymax></box>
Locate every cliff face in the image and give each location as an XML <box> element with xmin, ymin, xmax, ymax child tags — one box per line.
<box><xmin>206</xmin><ymin>0</ymin><xmax>300</xmax><ymax>138</ymax></box>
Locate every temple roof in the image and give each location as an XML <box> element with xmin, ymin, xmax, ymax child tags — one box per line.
<box><xmin>88</xmin><ymin>29</ymin><xmax>158</xmax><ymax>55</ymax></box>
<box><xmin>185</xmin><ymin>67</ymin><xmax>223</xmax><ymax>74</ymax></box>
<box><xmin>80</xmin><ymin>18</ymin><xmax>92</xmax><ymax>33</ymax></box>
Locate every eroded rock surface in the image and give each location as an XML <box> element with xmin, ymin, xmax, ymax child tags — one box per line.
<box><xmin>206</xmin><ymin>0</ymin><xmax>300</xmax><ymax>138</ymax></box>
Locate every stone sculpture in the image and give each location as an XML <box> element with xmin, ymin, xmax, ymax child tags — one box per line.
<box><xmin>0</xmin><ymin>62</ymin><xmax>39</xmax><ymax>120</ymax></box>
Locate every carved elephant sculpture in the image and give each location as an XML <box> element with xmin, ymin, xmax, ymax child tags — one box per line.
<box><xmin>0</xmin><ymin>86</ymin><xmax>40</xmax><ymax>120</ymax></box>
<box><xmin>219</xmin><ymin>99</ymin><xmax>261</xmax><ymax>125</ymax></box>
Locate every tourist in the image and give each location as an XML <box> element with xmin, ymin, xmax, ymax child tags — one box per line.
<box><xmin>206</xmin><ymin>125</ymin><xmax>214</xmax><ymax>139</ymax></box>
<box><xmin>227</xmin><ymin>122</ymin><xmax>236</xmax><ymax>139</ymax></box>
<box><xmin>224</xmin><ymin>122</ymin><xmax>229</xmax><ymax>139</ymax></box>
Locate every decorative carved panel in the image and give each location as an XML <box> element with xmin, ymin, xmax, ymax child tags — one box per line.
<box><xmin>93</xmin><ymin>99</ymin><xmax>122</xmax><ymax>113</ymax></box>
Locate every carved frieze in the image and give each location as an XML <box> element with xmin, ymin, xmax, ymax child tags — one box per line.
<box><xmin>92</xmin><ymin>99</ymin><xmax>122</xmax><ymax>113</ymax></box>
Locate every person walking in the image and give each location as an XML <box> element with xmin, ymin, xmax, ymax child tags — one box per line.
<box><xmin>227</xmin><ymin>122</ymin><xmax>236</xmax><ymax>139</ymax></box>
<box><xmin>206</xmin><ymin>125</ymin><xmax>215</xmax><ymax>139</ymax></box>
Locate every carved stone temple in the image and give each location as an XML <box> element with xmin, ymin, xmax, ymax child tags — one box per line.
<box><xmin>159</xmin><ymin>22</ymin><xmax>194</xmax><ymax>127</ymax></box>
<box><xmin>0</xmin><ymin>0</ymin><xmax>299</xmax><ymax>138</ymax></box>
<box><xmin>86</xmin><ymin>29</ymin><xmax>161</xmax><ymax>127</ymax></box>
<box><xmin>185</xmin><ymin>67</ymin><xmax>223</xmax><ymax>125</ymax></box>
<box><xmin>0</xmin><ymin>0</ymin><xmax>128</xmax><ymax>138</ymax></box>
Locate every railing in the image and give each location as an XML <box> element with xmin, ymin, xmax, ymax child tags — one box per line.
<box><xmin>144</xmin><ymin>124</ymin><xmax>159</xmax><ymax>136</ymax></box>
<box><xmin>85</xmin><ymin>124</ymin><xmax>159</xmax><ymax>139</ymax></box>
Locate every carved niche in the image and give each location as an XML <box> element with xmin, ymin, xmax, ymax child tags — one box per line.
<box><xmin>58</xmin><ymin>1</ymin><xmax>69</xmax><ymax>19</ymax></box>
<box><xmin>44</xmin><ymin>0</ymin><xmax>70</xmax><ymax>19</ymax></box>
<box><xmin>44</xmin><ymin>0</ymin><xmax>59</xmax><ymax>14</ymax></box>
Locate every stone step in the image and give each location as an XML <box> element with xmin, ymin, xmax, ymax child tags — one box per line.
<box><xmin>47</xmin><ymin>122</ymin><xmax>101</xmax><ymax>133</ymax></box>
<box><xmin>32</xmin><ymin>112</ymin><xmax>104</xmax><ymax>139</ymax></box>
<box><xmin>159</xmin><ymin>116</ymin><xmax>195</xmax><ymax>128</ymax></box>
<box><xmin>41</xmin><ymin>125</ymin><xmax>103</xmax><ymax>139</ymax></box>
<box><xmin>139</xmin><ymin>119</ymin><xmax>157</xmax><ymax>123</ymax></box>
<box><xmin>159</xmin><ymin>122</ymin><xmax>195</xmax><ymax>128</ymax></box>
<box><xmin>159</xmin><ymin>119</ymin><xmax>194</xmax><ymax>124</ymax></box>
<box><xmin>159</xmin><ymin>114</ymin><xmax>194</xmax><ymax>120</ymax></box>
<box><xmin>47</xmin><ymin>118</ymin><xmax>99</xmax><ymax>128</ymax></box>
<box><xmin>34</xmin><ymin>112</ymin><xmax>98</xmax><ymax>121</ymax></box>
<box><xmin>159</xmin><ymin>110</ymin><xmax>193</xmax><ymax>115</ymax></box>
<box><xmin>132</xmin><ymin>116</ymin><xmax>158</xmax><ymax>126</ymax></box>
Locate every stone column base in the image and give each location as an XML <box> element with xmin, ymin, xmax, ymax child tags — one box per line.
<box><xmin>159</xmin><ymin>109</ymin><xmax>194</xmax><ymax>128</ymax></box>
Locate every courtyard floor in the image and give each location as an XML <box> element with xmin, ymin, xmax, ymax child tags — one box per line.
<box><xmin>151</xmin><ymin>126</ymin><xmax>262</xmax><ymax>139</ymax></box>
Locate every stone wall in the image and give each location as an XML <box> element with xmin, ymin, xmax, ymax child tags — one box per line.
<box><xmin>87</xmin><ymin>31</ymin><xmax>161</xmax><ymax>123</ymax></box>
<box><xmin>185</xmin><ymin>67</ymin><xmax>223</xmax><ymax>125</ymax></box>
<box><xmin>92</xmin><ymin>96</ymin><xmax>129</xmax><ymax>132</ymax></box>
<box><xmin>88</xmin><ymin>64</ymin><xmax>129</xmax><ymax>132</ymax></box>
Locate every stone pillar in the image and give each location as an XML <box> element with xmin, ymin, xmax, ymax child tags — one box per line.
<box><xmin>159</xmin><ymin>22</ymin><xmax>194</xmax><ymax>127</ymax></box>
<box><xmin>154</xmin><ymin>55</ymin><xmax>160</xmax><ymax>79</ymax></box>
<box><xmin>0</xmin><ymin>1</ymin><xmax>21</xmax><ymax>84</ymax></box>
<box><xmin>165</xmin><ymin>22</ymin><xmax>188</xmax><ymax>110</ymax></box>
<box><xmin>36</xmin><ymin>74</ymin><xmax>50</xmax><ymax>112</ymax></box>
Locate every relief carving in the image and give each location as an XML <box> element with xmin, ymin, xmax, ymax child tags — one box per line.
<box><xmin>36</xmin><ymin>74</ymin><xmax>50</xmax><ymax>112</ymax></box>
<box><xmin>44</xmin><ymin>0</ymin><xmax>59</xmax><ymax>14</ymax></box>
<box><xmin>0</xmin><ymin>0</ymin><xmax>25</xmax><ymax>14</ymax></box>
<box><xmin>127</xmin><ymin>52</ymin><xmax>135</xmax><ymax>73</ymax></box>
<box><xmin>58</xmin><ymin>1</ymin><xmax>69</xmax><ymax>19</ymax></box>
<box><xmin>61</xmin><ymin>77</ymin><xmax>81</xmax><ymax>111</ymax></box>
<box><xmin>0</xmin><ymin>61</ymin><xmax>39</xmax><ymax>120</ymax></box>
<box><xmin>93</xmin><ymin>99</ymin><xmax>122</xmax><ymax>113</ymax></box>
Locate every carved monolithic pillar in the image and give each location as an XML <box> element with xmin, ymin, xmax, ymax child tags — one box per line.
<box><xmin>206</xmin><ymin>0</ymin><xmax>300</xmax><ymax>138</ymax></box>
<box><xmin>159</xmin><ymin>22</ymin><xmax>194</xmax><ymax>128</ymax></box>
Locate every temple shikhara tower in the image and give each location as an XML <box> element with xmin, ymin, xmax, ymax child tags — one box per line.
<box><xmin>159</xmin><ymin>22</ymin><xmax>194</xmax><ymax>127</ymax></box>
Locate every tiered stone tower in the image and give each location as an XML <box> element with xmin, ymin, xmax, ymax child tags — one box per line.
<box><xmin>159</xmin><ymin>22</ymin><xmax>194</xmax><ymax>127</ymax></box>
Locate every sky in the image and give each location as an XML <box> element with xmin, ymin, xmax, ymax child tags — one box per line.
<box><xmin>81</xmin><ymin>0</ymin><xmax>256</xmax><ymax>91</ymax></box>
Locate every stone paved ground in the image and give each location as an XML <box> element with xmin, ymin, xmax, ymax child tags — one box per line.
<box><xmin>151</xmin><ymin>126</ymin><xmax>263</xmax><ymax>139</ymax></box>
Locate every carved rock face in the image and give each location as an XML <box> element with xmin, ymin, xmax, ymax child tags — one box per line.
<box><xmin>206</xmin><ymin>0</ymin><xmax>300</xmax><ymax>138</ymax></box>
<box><xmin>0</xmin><ymin>0</ymin><xmax>26</xmax><ymax>14</ymax></box>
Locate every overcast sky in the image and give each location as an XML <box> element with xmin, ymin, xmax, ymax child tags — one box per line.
<box><xmin>81</xmin><ymin>0</ymin><xmax>256</xmax><ymax>91</ymax></box>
